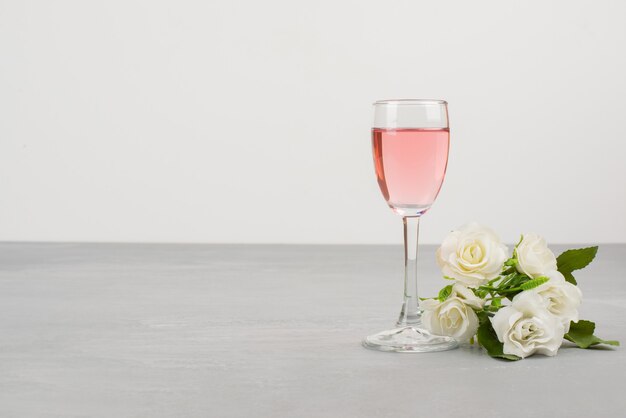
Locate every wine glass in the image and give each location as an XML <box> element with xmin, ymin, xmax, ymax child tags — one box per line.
<box><xmin>363</xmin><ymin>99</ymin><xmax>458</xmax><ymax>352</ymax></box>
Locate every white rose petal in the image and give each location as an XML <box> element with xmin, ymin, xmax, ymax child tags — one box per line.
<box><xmin>515</xmin><ymin>233</ymin><xmax>557</xmax><ymax>278</ymax></box>
<box><xmin>421</xmin><ymin>284</ymin><xmax>483</xmax><ymax>343</ymax></box>
<box><xmin>491</xmin><ymin>292</ymin><xmax>565</xmax><ymax>358</ymax></box>
<box><xmin>449</xmin><ymin>283</ymin><xmax>485</xmax><ymax>310</ymax></box>
<box><xmin>436</xmin><ymin>222</ymin><xmax>509</xmax><ymax>288</ymax></box>
<box><xmin>528</xmin><ymin>270</ymin><xmax>582</xmax><ymax>332</ymax></box>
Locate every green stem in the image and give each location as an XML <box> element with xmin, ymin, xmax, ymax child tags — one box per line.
<box><xmin>500</xmin><ymin>286</ymin><xmax>524</xmax><ymax>293</ymax></box>
<box><xmin>498</xmin><ymin>274</ymin><xmax>516</xmax><ymax>289</ymax></box>
<box><xmin>482</xmin><ymin>286</ymin><xmax>523</xmax><ymax>295</ymax></box>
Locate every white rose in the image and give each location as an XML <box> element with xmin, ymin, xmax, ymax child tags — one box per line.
<box><xmin>491</xmin><ymin>291</ymin><xmax>565</xmax><ymax>358</ymax></box>
<box><xmin>528</xmin><ymin>270</ymin><xmax>582</xmax><ymax>332</ymax></box>
<box><xmin>436</xmin><ymin>222</ymin><xmax>509</xmax><ymax>288</ymax></box>
<box><xmin>515</xmin><ymin>233</ymin><xmax>557</xmax><ymax>278</ymax></box>
<box><xmin>421</xmin><ymin>284</ymin><xmax>484</xmax><ymax>342</ymax></box>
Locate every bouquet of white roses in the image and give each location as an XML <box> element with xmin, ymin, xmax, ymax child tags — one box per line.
<box><xmin>422</xmin><ymin>223</ymin><xmax>619</xmax><ymax>360</ymax></box>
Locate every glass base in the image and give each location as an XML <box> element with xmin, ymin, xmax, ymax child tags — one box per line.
<box><xmin>362</xmin><ymin>326</ymin><xmax>459</xmax><ymax>353</ymax></box>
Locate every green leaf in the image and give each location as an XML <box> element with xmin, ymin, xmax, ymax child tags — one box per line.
<box><xmin>556</xmin><ymin>246</ymin><xmax>598</xmax><ymax>285</ymax></box>
<box><xmin>438</xmin><ymin>285</ymin><xmax>453</xmax><ymax>301</ymax></box>
<box><xmin>519</xmin><ymin>276</ymin><xmax>549</xmax><ymax>290</ymax></box>
<box><xmin>476</xmin><ymin>310</ymin><xmax>490</xmax><ymax>323</ymax></box>
<box><xmin>476</xmin><ymin>319</ymin><xmax>520</xmax><ymax>361</ymax></box>
<box><xmin>564</xmin><ymin>320</ymin><xmax>619</xmax><ymax>349</ymax></box>
<box><xmin>491</xmin><ymin>297</ymin><xmax>502</xmax><ymax>308</ymax></box>
<box><xmin>443</xmin><ymin>276</ymin><xmax>456</xmax><ymax>281</ymax></box>
<box><xmin>504</xmin><ymin>258</ymin><xmax>518</xmax><ymax>267</ymax></box>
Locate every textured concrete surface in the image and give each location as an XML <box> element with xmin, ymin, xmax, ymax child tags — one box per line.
<box><xmin>0</xmin><ymin>243</ymin><xmax>624</xmax><ymax>418</ymax></box>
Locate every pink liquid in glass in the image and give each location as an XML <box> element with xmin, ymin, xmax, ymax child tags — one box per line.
<box><xmin>372</xmin><ymin>128</ymin><xmax>450</xmax><ymax>216</ymax></box>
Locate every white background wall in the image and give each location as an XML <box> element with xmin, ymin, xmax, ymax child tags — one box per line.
<box><xmin>1</xmin><ymin>0</ymin><xmax>625</xmax><ymax>244</ymax></box>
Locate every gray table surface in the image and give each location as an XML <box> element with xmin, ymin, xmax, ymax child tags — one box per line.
<box><xmin>0</xmin><ymin>243</ymin><xmax>624</xmax><ymax>418</ymax></box>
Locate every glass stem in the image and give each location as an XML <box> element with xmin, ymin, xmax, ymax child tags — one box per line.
<box><xmin>397</xmin><ymin>216</ymin><xmax>422</xmax><ymax>327</ymax></box>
